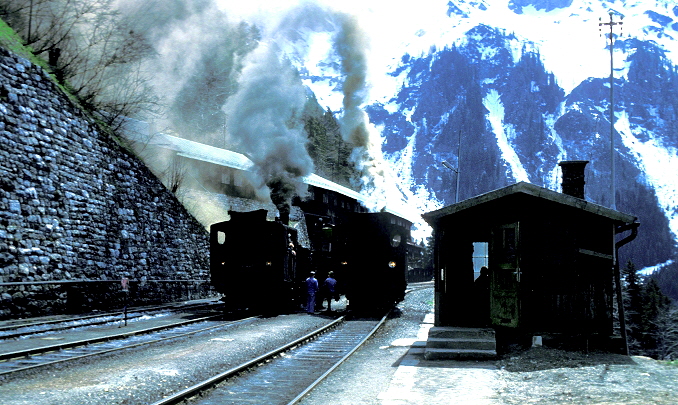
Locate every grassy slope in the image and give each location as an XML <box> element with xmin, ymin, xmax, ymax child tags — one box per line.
<box><xmin>0</xmin><ymin>18</ymin><xmax>106</xmax><ymax>127</ymax></box>
<box><xmin>0</xmin><ymin>18</ymin><xmax>51</xmax><ymax>71</ymax></box>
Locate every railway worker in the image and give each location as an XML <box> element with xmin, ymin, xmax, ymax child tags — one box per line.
<box><xmin>322</xmin><ymin>271</ymin><xmax>338</xmax><ymax>312</ymax></box>
<box><xmin>306</xmin><ymin>271</ymin><xmax>319</xmax><ymax>313</ymax></box>
<box><xmin>474</xmin><ymin>266</ymin><xmax>491</xmax><ymax>326</ymax></box>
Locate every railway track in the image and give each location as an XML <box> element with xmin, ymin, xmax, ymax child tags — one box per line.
<box><xmin>0</xmin><ymin>300</ymin><xmax>223</xmax><ymax>340</ymax></box>
<box><xmin>151</xmin><ymin>312</ymin><xmax>389</xmax><ymax>405</ymax></box>
<box><xmin>0</xmin><ymin>314</ymin><xmax>255</xmax><ymax>377</ymax></box>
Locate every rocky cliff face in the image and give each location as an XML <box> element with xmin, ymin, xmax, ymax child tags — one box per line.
<box><xmin>0</xmin><ymin>48</ymin><xmax>212</xmax><ymax>318</ymax></box>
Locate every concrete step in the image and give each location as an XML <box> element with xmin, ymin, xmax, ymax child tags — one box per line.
<box><xmin>426</xmin><ymin>337</ymin><xmax>496</xmax><ymax>350</ymax></box>
<box><xmin>424</xmin><ymin>348</ymin><xmax>497</xmax><ymax>360</ymax></box>
<box><xmin>427</xmin><ymin>326</ymin><xmax>495</xmax><ymax>339</ymax></box>
<box><xmin>424</xmin><ymin>327</ymin><xmax>497</xmax><ymax>360</ymax></box>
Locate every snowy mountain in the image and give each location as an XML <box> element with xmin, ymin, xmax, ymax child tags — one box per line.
<box><xmin>289</xmin><ymin>0</ymin><xmax>678</xmax><ymax>270</ymax></box>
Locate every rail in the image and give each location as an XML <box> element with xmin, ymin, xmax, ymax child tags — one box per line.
<box><xmin>150</xmin><ymin>316</ymin><xmax>346</xmax><ymax>405</ymax></box>
<box><xmin>0</xmin><ymin>279</ymin><xmax>215</xmax><ymax>319</ymax></box>
<box><xmin>0</xmin><ymin>279</ymin><xmax>208</xmax><ymax>286</ymax></box>
<box><xmin>151</xmin><ymin>312</ymin><xmax>391</xmax><ymax>405</ymax></box>
<box><xmin>0</xmin><ymin>314</ymin><xmax>255</xmax><ymax>376</ymax></box>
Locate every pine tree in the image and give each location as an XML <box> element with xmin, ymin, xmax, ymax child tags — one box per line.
<box><xmin>640</xmin><ymin>278</ymin><xmax>671</xmax><ymax>358</ymax></box>
<box><xmin>302</xmin><ymin>106</ymin><xmax>356</xmax><ymax>188</ymax></box>
<box><xmin>624</xmin><ymin>260</ymin><xmax>674</xmax><ymax>358</ymax></box>
<box><xmin>623</xmin><ymin>261</ymin><xmax>644</xmax><ymax>353</ymax></box>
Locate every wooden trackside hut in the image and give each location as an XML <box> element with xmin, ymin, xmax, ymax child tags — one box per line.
<box><xmin>422</xmin><ymin>161</ymin><xmax>639</xmax><ymax>352</ymax></box>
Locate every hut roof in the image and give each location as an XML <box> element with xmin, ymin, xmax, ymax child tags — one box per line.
<box><xmin>422</xmin><ymin>181</ymin><xmax>637</xmax><ymax>225</ymax></box>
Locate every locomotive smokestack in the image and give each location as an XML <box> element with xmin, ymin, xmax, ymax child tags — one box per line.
<box><xmin>558</xmin><ymin>161</ymin><xmax>589</xmax><ymax>200</ymax></box>
<box><xmin>276</xmin><ymin>203</ymin><xmax>290</xmax><ymax>225</ymax></box>
<box><xmin>268</xmin><ymin>176</ymin><xmax>294</xmax><ymax>225</ymax></box>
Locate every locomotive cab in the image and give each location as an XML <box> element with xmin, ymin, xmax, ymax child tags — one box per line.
<box><xmin>210</xmin><ymin>210</ymin><xmax>302</xmax><ymax>313</ymax></box>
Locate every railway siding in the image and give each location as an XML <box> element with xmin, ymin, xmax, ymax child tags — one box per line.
<box><xmin>0</xmin><ymin>312</ymin><xmax>336</xmax><ymax>404</ymax></box>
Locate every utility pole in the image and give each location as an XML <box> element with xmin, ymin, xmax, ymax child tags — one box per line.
<box><xmin>441</xmin><ymin>160</ymin><xmax>458</xmax><ymax>203</ymax></box>
<box><xmin>455</xmin><ymin>129</ymin><xmax>461</xmax><ymax>203</ymax></box>
<box><xmin>600</xmin><ymin>11</ymin><xmax>626</xmax><ymax>356</ymax></box>
<box><xmin>599</xmin><ymin>11</ymin><xmax>623</xmax><ymax>210</ymax></box>
<box><xmin>442</xmin><ymin>130</ymin><xmax>462</xmax><ymax>203</ymax></box>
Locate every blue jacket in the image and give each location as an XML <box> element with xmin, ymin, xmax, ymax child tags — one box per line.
<box><xmin>306</xmin><ymin>277</ymin><xmax>318</xmax><ymax>294</ymax></box>
<box><xmin>323</xmin><ymin>277</ymin><xmax>337</xmax><ymax>293</ymax></box>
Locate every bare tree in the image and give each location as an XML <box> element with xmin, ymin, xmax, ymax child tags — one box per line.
<box><xmin>0</xmin><ymin>0</ymin><xmax>159</xmax><ymax>130</ymax></box>
<box><xmin>655</xmin><ymin>305</ymin><xmax>678</xmax><ymax>360</ymax></box>
<box><xmin>164</xmin><ymin>155</ymin><xmax>186</xmax><ymax>196</ymax></box>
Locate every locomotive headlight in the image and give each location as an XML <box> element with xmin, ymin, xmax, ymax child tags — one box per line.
<box><xmin>390</xmin><ymin>233</ymin><xmax>402</xmax><ymax>247</ymax></box>
<box><xmin>388</xmin><ymin>261</ymin><xmax>397</xmax><ymax>268</ymax></box>
<box><xmin>341</xmin><ymin>261</ymin><xmax>348</xmax><ymax>266</ymax></box>
<box><xmin>265</xmin><ymin>261</ymin><xmax>272</xmax><ymax>266</ymax></box>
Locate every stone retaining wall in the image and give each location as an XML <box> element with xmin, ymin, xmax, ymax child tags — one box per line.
<box><xmin>0</xmin><ymin>47</ymin><xmax>213</xmax><ymax>318</ymax></box>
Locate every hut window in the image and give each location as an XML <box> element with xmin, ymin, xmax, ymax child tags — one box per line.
<box><xmin>473</xmin><ymin>242</ymin><xmax>489</xmax><ymax>280</ymax></box>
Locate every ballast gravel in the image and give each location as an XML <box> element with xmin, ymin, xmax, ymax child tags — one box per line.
<box><xmin>0</xmin><ymin>313</ymin><xmax>333</xmax><ymax>404</ymax></box>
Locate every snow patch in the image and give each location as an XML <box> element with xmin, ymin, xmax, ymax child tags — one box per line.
<box><xmin>617</xmin><ymin>111</ymin><xmax>678</xmax><ymax>245</ymax></box>
<box><xmin>483</xmin><ymin>89</ymin><xmax>531</xmax><ymax>183</ymax></box>
<box><xmin>544</xmin><ymin>106</ymin><xmax>568</xmax><ymax>191</ymax></box>
<box><xmin>639</xmin><ymin>259</ymin><xmax>675</xmax><ymax>276</ymax></box>
<box><xmin>383</xmin><ymin>125</ymin><xmax>442</xmax><ymax>242</ymax></box>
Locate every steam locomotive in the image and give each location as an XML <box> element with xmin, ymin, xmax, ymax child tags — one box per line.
<box><xmin>210</xmin><ymin>209</ymin><xmax>302</xmax><ymax>313</ymax></box>
<box><xmin>209</xmin><ymin>205</ymin><xmax>411</xmax><ymax>314</ymax></box>
<box><xmin>333</xmin><ymin>211</ymin><xmax>409</xmax><ymax>311</ymax></box>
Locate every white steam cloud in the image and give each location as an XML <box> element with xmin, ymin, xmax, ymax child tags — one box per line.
<box><xmin>116</xmin><ymin>0</ymin><xmax>404</xmax><ymax>220</ymax></box>
<box><xmin>333</xmin><ymin>12</ymin><xmax>390</xmax><ymax>210</ymax></box>
<box><xmin>224</xmin><ymin>2</ymin><xmax>392</xmax><ymax>212</ymax></box>
<box><xmin>223</xmin><ymin>41</ymin><xmax>313</xmax><ymax>220</ymax></box>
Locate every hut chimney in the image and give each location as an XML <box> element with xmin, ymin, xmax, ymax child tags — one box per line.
<box><xmin>558</xmin><ymin>161</ymin><xmax>588</xmax><ymax>199</ymax></box>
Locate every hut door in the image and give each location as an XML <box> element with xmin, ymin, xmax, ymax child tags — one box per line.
<box><xmin>490</xmin><ymin>223</ymin><xmax>520</xmax><ymax>328</ymax></box>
